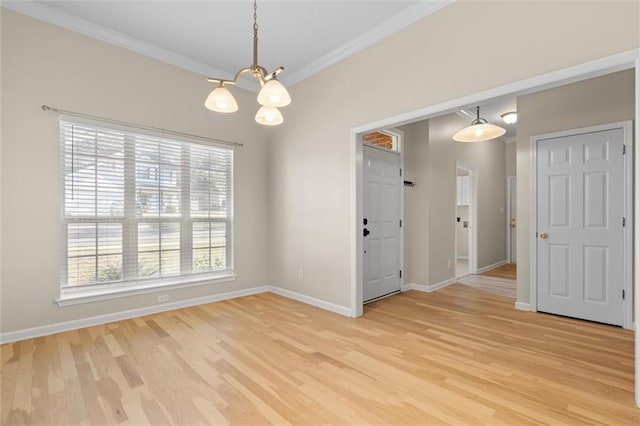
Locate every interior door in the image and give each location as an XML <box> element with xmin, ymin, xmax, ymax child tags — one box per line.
<box><xmin>536</xmin><ymin>128</ymin><xmax>624</xmax><ymax>326</ymax></box>
<box><xmin>363</xmin><ymin>145</ymin><xmax>401</xmax><ymax>302</ymax></box>
<box><xmin>510</xmin><ymin>178</ymin><xmax>517</xmax><ymax>263</ymax></box>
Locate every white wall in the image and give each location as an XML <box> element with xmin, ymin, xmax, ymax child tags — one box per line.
<box><xmin>269</xmin><ymin>0</ymin><xmax>638</xmax><ymax>310</ymax></box>
<box><xmin>516</xmin><ymin>69</ymin><xmax>635</xmax><ymax>304</ymax></box>
<box><xmin>0</xmin><ymin>10</ymin><xmax>271</xmax><ymax>333</ymax></box>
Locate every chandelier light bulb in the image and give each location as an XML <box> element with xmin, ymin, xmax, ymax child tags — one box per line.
<box><xmin>257</xmin><ymin>79</ymin><xmax>292</xmax><ymax>107</ymax></box>
<box><xmin>453</xmin><ymin>106</ymin><xmax>506</xmax><ymax>142</ymax></box>
<box><xmin>255</xmin><ymin>106</ymin><xmax>284</xmax><ymax>126</ymax></box>
<box><xmin>205</xmin><ymin>85</ymin><xmax>239</xmax><ymax>113</ymax></box>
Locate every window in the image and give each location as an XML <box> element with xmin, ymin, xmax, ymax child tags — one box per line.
<box><xmin>363</xmin><ymin>131</ymin><xmax>399</xmax><ymax>151</ymax></box>
<box><xmin>60</xmin><ymin>119</ymin><xmax>234</xmax><ymax>302</ymax></box>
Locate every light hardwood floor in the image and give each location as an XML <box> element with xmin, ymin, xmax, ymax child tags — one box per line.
<box><xmin>2</xmin><ymin>282</ymin><xmax>637</xmax><ymax>425</ymax></box>
<box><xmin>458</xmin><ymin>263</ymin><xmax>517</xmax><ymax>299</ymax></box>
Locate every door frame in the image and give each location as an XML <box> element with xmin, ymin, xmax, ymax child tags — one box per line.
<box><xmin>350</xmin><ymin>50</ymin><xmax>639</xmax><ymax>407</ymax></box>
<box><xmin>529</xmin><ymin>121</ymin><xmax>633</xmax><ymax>329</ymax></box>
<box><xmin>454</xmin><ymin>161</ymin><xmax>478</xmax><ymax>276</ymax></box>
<box><xmin>507</xmin><ymin>175</ymin><xmax>517</xmax><ymax>264</ymax></box>
<box><xmin>361</xmin><ymin>129</ymin><xmax>405</xmax><ymax>303</ymax></box>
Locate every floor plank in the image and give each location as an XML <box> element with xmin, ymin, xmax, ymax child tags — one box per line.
<box><xmin>1</xmin><ymin>280</ymin><xmax>637</xmax><ymax>425</ymax></box>
<box><xmin>458</xmin><ymin>263</ymin><xmax>517</xmax><ymax>298</ymax></box>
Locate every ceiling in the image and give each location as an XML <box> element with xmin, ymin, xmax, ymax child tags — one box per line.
<box><xmin>4</xmin><ymin>0</ymin><xmax>451</xmax><ymax>89</ymax></box>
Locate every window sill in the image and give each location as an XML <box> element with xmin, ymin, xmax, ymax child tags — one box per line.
<box><xmin>56</xmin><ymin>272</ymin><xmax>237</xmax><ymax>307</ymax></box>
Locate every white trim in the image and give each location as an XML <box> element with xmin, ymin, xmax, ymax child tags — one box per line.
<box><xmin>0</xmin><ymin>286</ymin><xmax>270</xmax><ymax>344</ymax></box>
<box><xmin>634</xmin><ymin>57</ymin><xmax>640</xmax><ymax>409</ymax></box>
<box><xmin>403</xmin><ymin>278</ymin><xmax>457</xmax><ymax>293</ymax></box>
<box><xmin>57</xmin><ymin>274</ymin><xmax>238</xmax><ymax>307</ymax></box>
<box><xmin>476</xmin><ymin>260</ymin><xmax>508</xmax><ymax>275</ymax></box>
<box><xmin>530</xmin><ymin>121</ymin><xmax>634</xmax><ymax>330</ymax></box>
<box><xmin>265</xmin><ymin>286</ymin><xmax>354</xmax><ymax>317</ymax></box>
<box><xmin>281</xmin><ymin>1</ymin><xmax>453</xmax><ymax>86</ymax></box>
<box><xmin>456</xmin><ymin>255</ymin><xmax>469</xmax><ymax>260</ymax></box>
<box><xmin>515</xmin><ymin>302</ymin><xmax>532</xmax><ymax>311</ymax></box>
<box><xmin>507</xmin><ymin>176</ymin><xmax>517</xmax><ymax>264</ymax></box>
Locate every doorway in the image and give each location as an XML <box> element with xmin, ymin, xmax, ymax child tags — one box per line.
<box><xmin>531</xmin><ymin>121</ymin><xmax>633</xmax><ymax>328</ymax></box>
<box><xmin>455</xmin><ymin>161</ymin><xmax>477</xmax><ymax>278</ymax></box>
<box><xmin>507</xmin><ymin>176</ymin><xmax>517</xmax><ymax>263</ymax></box>
<box><xmin>455</xmin><ymin>167</ymin><xmax>471</xmax><ymax>278</ymax></box>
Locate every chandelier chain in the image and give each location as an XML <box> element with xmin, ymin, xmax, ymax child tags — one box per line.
<box><xmin>253</xmin><ymin>0</ymin><xmax>258</xmax><ymax>33</ymax></box>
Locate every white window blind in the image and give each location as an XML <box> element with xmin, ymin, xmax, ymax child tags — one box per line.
<box><xmin>60</xmin><ymin>119</ymin><xmax>233</xmax><ymax>294</ymax></box>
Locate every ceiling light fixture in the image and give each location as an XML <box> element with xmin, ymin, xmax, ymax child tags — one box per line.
<box><xmin>453</xmin><ymin>106</ymin><xmax>506</xmax><ymax>142</ymax></box>
<box><xmin>500</xmin><ymin>111</ymin><xmax>518</xmax><ymax>124</ymax></box>
<box><xmin>204</xmin><ymin>0</ymin><xmax>291</xmax><ymax>125</ymax></box>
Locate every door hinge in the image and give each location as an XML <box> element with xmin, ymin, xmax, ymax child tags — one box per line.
<box><xmin>623</xmin><ymin>144</ymin><xmax>626</xmax><ymax>155</ymax></box>
<box><xmin>399</xmin><ymin>219</ymin><xmax>402</xmax><ymax>227</ymax></box>
<box><xmin>400</xmin><ymin>168</ymin><xmax>403</xmax><ymax>177</ymax></box>
<box><xmin>622</xmin><ymin>289</ymin><xmax>626</xmax><ymax>300</ymax></box>
<box><xmin>399</xmin><ymin>270</ymin><xmax>402</xmax><ymax>278</ymax></box>
<box><xmin>622</xmin><ymin>217</ymin><xmax>626</xmax><ymax>227</ymax></box>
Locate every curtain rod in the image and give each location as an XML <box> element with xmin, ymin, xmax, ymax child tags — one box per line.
<box><xmin>41</xmin><ymin>105</ymin><xmax>244</xmax><ymax>148</ymax></box>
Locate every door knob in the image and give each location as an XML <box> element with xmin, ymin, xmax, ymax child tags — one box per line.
<box><xmin>363</xmin><ymin>228</ymin><xmax>370</xmax><ymax>237</ymax></box>
<box><xmin>540</xmin><ymin>232</ymin><xmax>548</xmax><ymax>239</ymax></box>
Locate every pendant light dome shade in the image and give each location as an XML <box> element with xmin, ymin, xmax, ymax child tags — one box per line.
<box><xmin>453</xmin><ymin>106</ymin><xmax>506</xmax><ymax>142</ymax></box>
<box><xmin>257</xmin><ymin>79</ymin><xmax>291</xmax><ymax>107</ymax></box>
<box><xmin>205</xmin><ymin>84</ymin><xmax>239</xmax><ymax>113</ymax></box>
<box><xmin>255</xmin><ymin>106</ymin><xmax>283</xmax><ymax>126</ymax></box>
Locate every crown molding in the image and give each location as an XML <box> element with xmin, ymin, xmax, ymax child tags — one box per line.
<box><xmin>1</xmin><ymin>1</ymin><xmax>255</xmax><ymax>91</ymax></box>
<box><xmin>3</xmin><ymin>0</ymin><xmax>453</xmax><ymax>90</ymax></box>
<box><xmin>281</xmin><ymin>0</ymin><xmax>453</xmax><ymax>87</ymax></box>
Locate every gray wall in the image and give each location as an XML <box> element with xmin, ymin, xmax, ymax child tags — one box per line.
<box><xmin>516</xmin><ymin>69</ymin><xmax>635</xmax><ymax>304</ymax></box>
<box><xmin>506</xmin><ymin>141</ymin><xmax>516</xmax><ymax>177</ymax></box>
<box><xmin>400</xmin><ymin>114</ymin><xmax>507</xmax><ymax>286</ymax></box>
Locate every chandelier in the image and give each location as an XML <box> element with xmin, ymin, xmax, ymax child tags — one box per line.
<box><xmin>204</xmin><ymin>0</ymin><xmax>291</xmax><ymax>126</ymax></box>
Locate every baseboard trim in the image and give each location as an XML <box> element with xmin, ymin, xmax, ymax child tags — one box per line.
<box><xmin>0</xmin><ymin>285</ymin><xmax>355</xmax><ymax>344</ymax></box>
<box><xmin>476</xmin><ymin>260</ymin><xmax>508</xmax><ymax>274</ymax></box>
<box><xmin>0</xmin><ymin>286</ymin><xmax>271</xmax><ymax>344</ymax></box>
<box><xmin>403</xmin><ymin>278</ymin><xmax>456</xmax><ymax>293</ymax></box>
<box><xmin>515</xmin><ymin>302</ymin><xmax>532</xmax><ymax>311</ymax></box>
<box><xmin>268</xmin><ymin>286</ymin><xmax>353</xmax><ymax>317</ymax></box>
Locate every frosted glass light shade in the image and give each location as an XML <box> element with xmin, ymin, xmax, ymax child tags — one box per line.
<box><xmin>255</xmin><ymin>106</ymin><xmax>283</xmax><ymax>126</ymax></box>
<box><xmin>257</xmin><ymin>79</ymin><xmax>291</xmax><ymax>107</ymax></box>
<box><xmin>453</xmin><ymin>123</ymin><xmax>506</xmax><ymax>142</ymax></box>
<box><xmin>501</xmin><ymin>111</ymin><xmax>518</xmax><ymax>124</ymax></box>
<box><xmin>205</xmin><ymin>85</ymin><xmax>239</xmax><ymax>113</ymax></box>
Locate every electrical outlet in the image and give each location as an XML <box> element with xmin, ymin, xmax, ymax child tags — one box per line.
<box><xmin>447</xmin><ymin>260</ymin><xmax>451</xmax><ymax>269</ymax></box>
<box><xmin>157</xmin><ymin>294</ymin><xmax>170</xmax><ymax>303</ymax></box>
<box><xmin>297</xmin><ymin>269</ymin><xmax>304</xmax><ymax>280</ymax></box>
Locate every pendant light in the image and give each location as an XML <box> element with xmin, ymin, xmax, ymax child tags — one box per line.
<box><xmin>204</xmin><ymin>0</ymin><xmax>291</xmax><ymax>125</ymax></box>
<box><xmin>453</xmin><ymin>106</ymin><xmax>506</xmax><ymax>142</ymax></box>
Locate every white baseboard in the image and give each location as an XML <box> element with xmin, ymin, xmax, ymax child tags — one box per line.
<box><xmin>403</xmin><ymin>278</ymin><xmax>456</xmax><ymax>293</ymax></box>
<box><xmin>0</xmin><ymin>285</ymin><xmax>355</xmax><ymax>344</ymax></box>
<box><xmin>515</xmin><ymin>302</ymin><xmax>532</xmax><ymax>311</ymax></box>
<box><xmin>268</xmin><ymin>286</ymin><xmax>353</xmax><ymax>317</ymax></box>
<box><xmin>476</xmin><ymin>260</ymin><xmax>507</xmax><ymax>274</ymax></box>
<box><xmin>0</xmin><ymin>286</ymin><xmax>271</xmax><ymax>344</ymax></box>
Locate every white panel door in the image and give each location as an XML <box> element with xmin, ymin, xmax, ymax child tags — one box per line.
<box><xmin>537</xmin><ymin>128</ymin><xmax>624</xmax><ymax>325</ymax></box>
<box><xmin>363</xmin><ymin>145</ymin><xmax>401</xmax><ymax>302</ymax></box>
